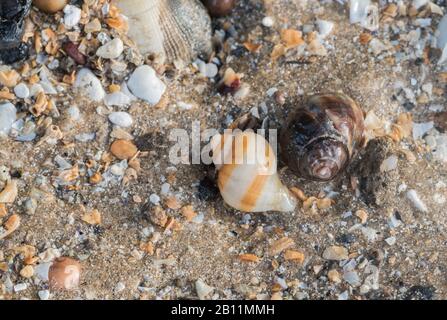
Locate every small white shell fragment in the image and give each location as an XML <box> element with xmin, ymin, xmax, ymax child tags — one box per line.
<box><xmin>380</xmin><ymin>155</ymin><xmax>398</xmax><ymax>172</ymax></box>
<box><xmin>436</xmin><ymin>15</ymin><xmax>447</xmax><ymax>64</ymax></box>
<box><xmin>63</xmin><ymin>5</ymin><xmax>82</xmax><ymax>28</ymax></box>
<box><xmin>412</xmin><ymin>121</ymin><xmax>434</xmax><ymax>140</ymax></box>
<box><xmin>127</xmin><ymin>65</ymin><xmax>166</xmax><ymax>105</ymax></box>
<box><xmin>96</xmin><ymin>38</ymin><xmax>124</xmax><ymax>59</ymax></box>
<box><xmin>14</xmin><ymin>283</ymin><xmax>28</xmax><ymax>293</ymax></box>
<box><xmin>316</xmin><ymin>19</ymin><xmax>334</xmax><ymax>38</ymax></box>
<box><xmin>74</xmin><ymin>68</ymin><xmax>105</xmax><ymax>102</ymax></box>
<box><xmin>108</xmin><ymin>112</ymin><xmax>133</xmax><ymax>128</ymax></box>
<box><xmin>195</xmin><ymin>279</ymin><xmax>214</xmax><ymax>300</ymax></box>
<box><xmin>369</xmin><ymin>38</ymin><xmax>389</xmax><ymax>55</ymax></box>
<box><xmin>67</xmin><ymin>106</ymin><xmax>81</xmax><ymax>121</ymax></box>
<box><xmin>104</xmin><ymin>92</ymin><xmax>131</xmax><ymax>107</ymax></box>
<box><xmin>149</xmin><ymin>193</ymin><xmax>160</xmax><ymax>204</ymax></box>
<box><xmin>34</xmin><ymin>262</ymin><xmax>52</xmax><ymax>281</ymax></box>
<box><xmin>349</xmin><ymin>0</ymin><xmax>370</xmax><ymax>24</ymax></box>
<box><xmin>0</xmin><ymin>103</ymin><xmax>17</xmax><ymax>136</ymax></box>
<box><xmin>38</xmin><ymin>290</ymin><xmax>50</xmax><ymax>300</ymax></box>
<box><xmin>406</xmin><ymin>189</ymin><xmax>428</xmax><ymax>212</ymax></box>
<box><xmin>385</xmin><ymin>236</ymin><xmax>396</xmax><ymax>246</ymax></box>
<box><xmin>13</xmin><ymin>83</ymin><xmax>30</xmax><ymax>99</ymax></box>
<box><xmin>262</xmin><ymin>16</ymin><xmax>275</xmax><ymax>27</ymax></box>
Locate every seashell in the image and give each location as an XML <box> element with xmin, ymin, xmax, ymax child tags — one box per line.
<box><xmin>113</xmin><ymin>0</ymin><xmax>213</xmax><ymax>63</ymax></box>
<box><xmin>201</xmin><ymin>0</ymin><xmax>236</xmax><ymax>17</ymax></box>
<box><xmin>280</xmin><ymin>93</ymin><xmax>365</xmax><ymax>181</ymax></box>
<box><xmin>0</xmin><ymin>214</ymin><xmax>20</xmax><ymax>240</ymax></box>
<box><xmin>32</xmin><ymin>0</ymin><xmax>67</xmax><ymax>13</ymax></box>
<box><xmin>211</xmin><ymin>131</ymin><xmax>297</xmax><ymax>212</ymax></box>
<box><xmin>0</xmin><ymin>179</ymin><xmax>18</xmax><ymax>203</ymax></box>
<box><xmin>48</xmin><ymin>257</ymin><xmax>81</xmax><ymax>291</ymax></box>
<box><xmin>110</xmin><ymin>139</ymin><xmax>138</xmax><ymax>160</ymax></box>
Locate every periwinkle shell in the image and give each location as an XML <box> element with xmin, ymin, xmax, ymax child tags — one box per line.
<box><xmin>280</xmin><ymin>93</ymin><xmax>365</xmax><ymax>181</ymax></box>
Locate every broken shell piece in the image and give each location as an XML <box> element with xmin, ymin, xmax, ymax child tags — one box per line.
<box><xmin>0</xmin><ymin>180</ymin><xmax>18</xmax><ymax>204</ymax></box>
<box><xmin>437</xmin><ymin>15</ymin><xmax>447</xmax><ymax>65</ymax></box>
<box><xmin>0</xmin><ymin>214</ymin><xmax>21</xmax><ymax>240</ymax></box>
<box><xmin>406</xmin><ymin>189</ymin><xmax>428</xmax><ymax>212</ymax></box>
<box><xmin>74</xmin><ymin>68</ymin><xmax>105</xmax><ymax>102</ymax></box>
<box><xmin>114</xmin><ymin>0</ymin><xmax>213</xmax><ymax>63</ymax></box>
<box><xmin>48</xmin><ymin>257</ymin><xmax>81</xmax><ymax>291</ymax></box>
<box><xmin>211</xmin><ymin>131</ymin><xmax>297</xmax><ymax>212</ymax></box>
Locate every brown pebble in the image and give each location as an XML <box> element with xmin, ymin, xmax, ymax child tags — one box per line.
<box><xmin>33</xmin><ymin>0</ymin><xmax>68</xmax><ymax>14</ymax></box>
<box><xmin>48</xmin><ymin>257</ymin><xmax>81</xmax><ymax>291</ymax></box>
<box><xmin>110</xmin><ymin>140</ymin><xmax>138</xmax><ymax>160</ymax></box>
<box><xmin>63</xmin><ymin>41</ymin><xmax>87</xmax><ymax>65</ymax></box>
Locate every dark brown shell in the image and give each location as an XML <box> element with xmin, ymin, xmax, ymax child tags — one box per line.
<box><xmin>201</xmin><ymin>0</ymin><xmax>236</xmax><ymax>17</ymax></box>
<box><xmin>280</xmin><ymin>93</ymin><xmax>365</xmax><ymax>181</ymax></box>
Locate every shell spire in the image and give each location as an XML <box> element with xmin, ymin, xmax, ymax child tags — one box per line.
<box><xmin>114</xmin><ymin>0</ymin><xmax>213</xmax><ymax>63</ymax></box>
<box><xmin>211</xmin><ymin>131</ymin><xmax>297</xmax><ymax>213</ymax></box>
<box><xmin>280</xmin><ymin>93</ymin><xmax>365</xmax><ymax>181</ymax></box>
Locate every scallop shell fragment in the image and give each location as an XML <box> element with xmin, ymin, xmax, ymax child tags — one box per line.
<box><xmin>114</xmin><ymin>0</ymin><xmax>213</xmax><ymax>63</ymax></box>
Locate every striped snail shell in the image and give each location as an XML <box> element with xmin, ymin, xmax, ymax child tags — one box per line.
<box><xmin>211</xmin><ymin>131</ymin><xmax>297</xmax><ymax>212</ymax></box>
<box><xmin>280</xmin><ymin>93</ymin><xmax>365</xmax><ymax>181</ymax></box>
<box><xmin>114</xmin><ymin>0</ymin><xmax>213</xmax><ymax>63</ymax></box>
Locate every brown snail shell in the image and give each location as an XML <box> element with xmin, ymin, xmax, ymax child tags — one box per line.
<box><xmin>113</xmin><ymin>0</ymin><xmax>213</xmax><ymax>63</ymax></box>
<box><xmin>201</xmin><ymin>0</ymin><xmax>236</xmax><ymax>17</ymax></box>
<box><xmin>280</xmin><ymin>93</ymin><xmax>365</xmax><ymax>181</ymax></box>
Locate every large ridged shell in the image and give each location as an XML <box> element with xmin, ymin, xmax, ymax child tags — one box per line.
<box><xmin>211</xmin><ymin>131</ymin><xmax>297</xmax><ymax>213</ymax></box>
<box><xmin>114</xmin><ymin>0</ymin><xmax>213</xmax><ymax>62</ymax></box>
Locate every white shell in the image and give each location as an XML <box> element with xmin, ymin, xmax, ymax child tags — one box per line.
<box><xmin>114</xmin><ymin>0</ymin><xmax>213</xmax><ymax>63</ymax></box>
<box><xmin>211</xmin><ymin>131</ymin><xmax>297</xmax><ymax>213</ymax></box>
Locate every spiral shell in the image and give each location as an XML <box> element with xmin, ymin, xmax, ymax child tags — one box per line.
<box><xmin>114</xmin><ymin>0</ymin><xmax>213</xmax><ymax>63</ymax></box>
<box><xmin>280</xmin><ymin>93</ymin><xmax>364</xmax><ymax>181</ymax></box>
<box><xmin>211</xmin><ymin>131</ymin><xmax>297</xmax><ymax>212</ymax></box>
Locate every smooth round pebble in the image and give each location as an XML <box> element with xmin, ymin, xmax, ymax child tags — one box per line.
<box><xmin>13</xmin><ymin>83</ymin><xmax>30</xmax><ymax>99</ymax></box>
<box><xmin>108</xmin><ymin>112</ymin><xmax>133</xmax><ymax>128</ymax></box>
<box><xmin>262</xmin><ymin>16</ymin><xmax>274</xmax><ymax>27</ymax></box>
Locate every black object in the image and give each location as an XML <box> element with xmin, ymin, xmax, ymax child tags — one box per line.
<box><xmin>0</xmin><ymin>0</ymin><xmax>32</xmax><ymax>64</ymax></box>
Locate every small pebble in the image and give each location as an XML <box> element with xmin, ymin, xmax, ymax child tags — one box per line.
<box><xmin>14</xmin><ymin>283</ymin><xmax>28</xmax><ymax>292</ymax></box>
<box><xmin>380</xmin><ymin>155</ymin><xmax>398</xmax><ymax>172</ymax></box>
<box><xmin>127</xmin><ymin>65</ymin><xmax>166</xmax><ymax>105</ymax></box>
<box><xmin>13</xmin><ymin>83</ymin><xmax>30</xmax><ymax>99</ymax></box>
<box><xmin>63</xmin><ymin>5</ymin><xmax>82</xmax><ymax>28</ymax></box>
<box><xmin>74</xmin><ymin>68</ymin><xmax>105</xmax><ymax>102</ymax></box>
<box><xmin>108</xmin><ymin>112</ymin><xmax>133</xmax><ymax>128</ymax></box>
<box><xmin>385</xmin><ymin>236</ymin><xmax>396</xmax><ymax>246</ymax></box>
<box><xmin>38</xmin><ymin>290</ymin><xmax>50</xmax><ymax>300</ymax></box>
<box><xmin>262</xmin><ymin>16</ymin><xmax>275</xmax><ymax>27</ymax></box>
<box><xmin>96</xmin><ymin>38</ymin><xmax>124</xmax><ymax>59</ymax></box>
<box><xmin>105</xmin><ymin>92</ymin><xmax>131</xmax><ymax>107</ymax></box>
<box><xmin>149</xmin><ymin>193</ymin><xmax>161</xmax><ymax>205</ymax></box>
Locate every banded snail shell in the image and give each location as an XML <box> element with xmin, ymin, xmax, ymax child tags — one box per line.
<box><xmin>211</xmin><ymin>131</ymin><xmax>297</xmax><ymax>212</ymax></box>
<box><xmin>280</xmin><ymin>93</ymin><xmax>365</xmax><ymax>181</ymax></box>
<box><xmin>113</xmin><ymin>0</ymin><xmax>213</xmax><ymax>63</ymax></box>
